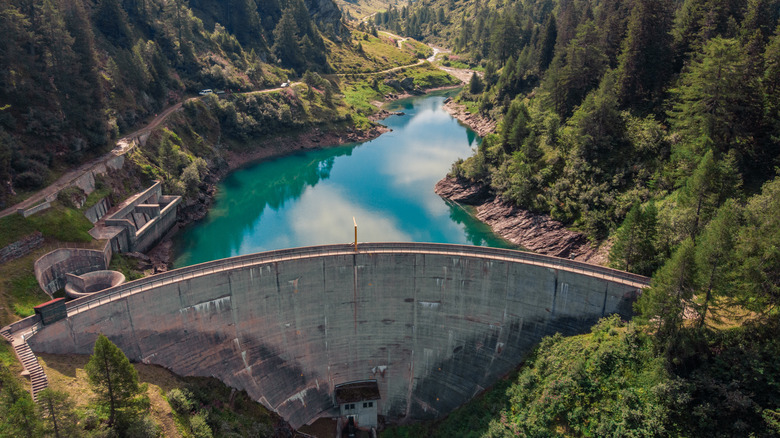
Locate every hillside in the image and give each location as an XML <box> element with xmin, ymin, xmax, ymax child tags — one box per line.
<box><xmin>371</xmin><ymin>0</ymin><xmax>780</xmax><ymax>435</ymax></box>
<box><xmin>0</xmin><ymin>0</ymin><xmax>347</xmax><ymax>208</ymax></box>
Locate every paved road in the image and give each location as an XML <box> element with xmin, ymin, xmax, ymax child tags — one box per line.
<box><xmin>0</xmin><ymin>101</ymin><xmax>186</xmax><ymax>219</ymax></box>
<box><xmin>0</xmin><ymin>83</ymin><xmax>302</xmax><ymax>219</ymax></box>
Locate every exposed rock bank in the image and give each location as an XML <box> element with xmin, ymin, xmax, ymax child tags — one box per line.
<box><xmin>442</xmin><ymin>98</ymin><xmax>497</xmax><ymax>137</ymax></box>
<box><xmin>434</xmin><ymin>177</ymin><xmax>607</xmax><ymax>265</ymax></box>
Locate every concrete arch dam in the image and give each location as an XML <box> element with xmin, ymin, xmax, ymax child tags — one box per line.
<box><xmin>27</xmin><ymin>243</ymin><xmax>649</xmax><ymax>428</ymax></box>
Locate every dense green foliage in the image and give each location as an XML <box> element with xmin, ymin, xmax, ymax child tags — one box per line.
<box><xmin>0</xmin><ymin>363</ymin><xmax>42</xmax><ymax>437</ymax></box>
<box><xmin>0</xmin><ymin>0</ymin><xmax>347</xmax><ymax>207</ymax></box>
<box><xmin>85</xmin><ymin>334</ymin><xmax>149</xmax><ymax>433</ymax></box>
<box><xmin>376</xmin><ymin>0</ymin><xmax>780</xmax><ymax>436</ymax></box>
<box><xmin>385</xmin><ymin>0</ymin><xmax>780</xmax><ymax>242</ymax></box>
<box><xmin>384</xmin><ymin>315</ymin><xmax>780</xmax><ymax>437</ymax></box>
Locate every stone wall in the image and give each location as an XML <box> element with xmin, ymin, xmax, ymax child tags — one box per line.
<box><xmin>0</xmin><ymin>232</ymin><xmax>44</xmax><ymax>264</ymax></box>
<box><xmin>27</xmin><ymin>244</ymin><xmax>646</xmax><ymax>428</ymax></box>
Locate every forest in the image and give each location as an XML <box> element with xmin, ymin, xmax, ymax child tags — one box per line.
<box><xmin>1</xmin><ymin>0</ymin><xmax>779</xmax><ymax>435</ymax></box>
<box><xmin>0</xmin><ymin>0</ymin><xmax>347</xmax><ymax>208</ymax></box>
<box><xmin>375</xmin><ymin>0</ymin><xmax>780</xmax><ymax>436</ymax></box>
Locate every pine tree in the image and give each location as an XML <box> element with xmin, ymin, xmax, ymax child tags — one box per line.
<box><xmin>615</xmin><ymin>0</ymin><xmax>674</xmax><ymax>108</ymax></box>
<box><xmin>610</xmin><ymin>201</ymin><xmax>659</xmax><ymax>276</ymax></box>
<box><xmin>635</xmin><ymin>238</ymin><xmax>697</xmax><ymax>350</ymax></box>
<box><xmin>694</xmin><ymin>200</ymin><xmax>740</xmax><ymax>328</ymax></box>
<box><xmin>537</xmin><ymin>14</ymin><xmax>557</xmax><ymax>73</ymax></box>
<box><xmin>469</xmin><ymin>72</ymin><xmax>483</xmax><ymax>94</ymax></box>
<box><xmin>733</xmin><ymin>176</ymin><xmax>780</xmax><ymax>313</ymax></box>
<box><xmin>668</xmin><ymin>37</ymin><xmax>763</xmax><ymax>157</ymax></box>
<box><xmin>37</xmin><ymin>388</ymin><xmax>79</xmax><ymax>438</ymax></box>
<box><xmin>272</xmin><ymin>8</ymin><xmax>303</xmax><ymax>72</ymax></box>
<box><xmin>0</xmin><ymin>364</ymin><xmax>42</xmax><ymax>437</ymax></box>
<box><xmin>677</xmin><ymin>150</ymin><xmax>741</xmax><ymax>241</ymax></box>
<box><xmin>85</xmin><ymin>334</ymin><xmax>143</xmax><ymax>427</ymax></box>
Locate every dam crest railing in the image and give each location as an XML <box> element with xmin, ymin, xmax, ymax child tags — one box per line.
<box><xmin>4</xmin><ymin>243</ymin><xmax>651</xmax><ymax>338</ymax></box>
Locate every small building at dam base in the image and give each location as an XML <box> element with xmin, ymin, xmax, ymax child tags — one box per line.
<box><xmin>17</xmin><ymin>243</ymin><xmax>648</xmax><ymax>429</ymax></box>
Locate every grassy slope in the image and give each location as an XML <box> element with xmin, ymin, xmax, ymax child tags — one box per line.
<box><xmin>40</xmin><ymin>353</ymin><xmax>278</xmax><ymax>437</ymax></box>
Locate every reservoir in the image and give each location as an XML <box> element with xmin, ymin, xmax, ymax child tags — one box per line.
<box><xmin>173</xmin><ymin>89</ymin><xmax>515</xmax><ymax>267</ymax></box>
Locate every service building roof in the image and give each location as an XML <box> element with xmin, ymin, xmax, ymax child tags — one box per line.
<box><xmin>335</xmin><ymin>380</ymin><xmax>381</xmax><ymax>404</ymax></box>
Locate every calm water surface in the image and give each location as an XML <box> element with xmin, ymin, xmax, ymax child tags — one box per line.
<box><xmin>172</xmin><ymin>89</ymin><xmax>516</xmax><ymax>267</ymax></box>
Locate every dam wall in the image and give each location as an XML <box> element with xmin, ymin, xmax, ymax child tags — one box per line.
<box><xmin>27</xmin><ymin>243</ymin><xmax>647</xmax><ymax>428</ymax></box>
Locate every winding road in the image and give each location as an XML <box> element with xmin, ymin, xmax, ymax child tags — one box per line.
<box><xmin>1</xmin><ymin>37</ymin><xmax>473</xmax><ymax>220</ymax></box>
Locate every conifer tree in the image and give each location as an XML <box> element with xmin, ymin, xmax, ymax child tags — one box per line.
<box><xmin>469</xmin><ymin>72</ymin><xmax>483</xmax><ymax>94</ymax></box>
<box><xmin>733</xmin><ymin>176</ymin><xmax>780</xmax><ymax>313</ymax></box>
<box><xmin>0</xmin><ymin>364</ymin><xmax>41</xmax><ymax>437</ymax></box>
<box><xmin>85</xmin><ymin>334</ymin><xmax>143</xmax><ymax>427</ymax></box>
<box><xmin>677</xmin><ymin>150</ymin><xmax>741</xmax><ymax>241</ymax></box>
<box><xmin>37</xmin><ymin>388</ymin><xmax>79</xmax><ymax>438</ymax></box>
<box><xmin>615</xmin><ymin>0</ymin><xmax>674</xmax><ymax>107</ymax></box>
<box><xmin>537</xmin><ymin>14</ymin><xmax>557</xmax><ymax>73</ymax></box>
<box><xmin>635</xmin><ymin>238</ymin><xmax>697</xmax><ymax>351</ymax></box>
<box><xmin>694</xmin><ymin>199</ymin><xmax>739</xmax><ymax>328</ymax></box>
<box><xmin>610</xmin><ymin>201</ymin><xmax>659</xmax><ymax>276</ymax></box>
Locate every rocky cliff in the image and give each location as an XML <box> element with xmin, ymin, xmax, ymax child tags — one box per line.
<box><xmin>435</xmin><ymin>177</ymin><xmax>607</xmax><ymax>264</ymax></box>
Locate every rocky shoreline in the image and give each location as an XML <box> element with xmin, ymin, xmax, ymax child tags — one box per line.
<box><xmin>434</xmin><ymin>176</ymin><xmax>607</xmax><ymax>265</ymax></box>
<box><xmin>442</xmin><ymin>97</ymin><xmax>496</xmax><ymax>137</ymax></box>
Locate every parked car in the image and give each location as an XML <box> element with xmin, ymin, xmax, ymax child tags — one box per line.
<box><xmin>198</xmin><ymin>89</ymin><xmax>213</xmax><ymax>95</ymax></box>
<box><xmin>280</xmin><ymin>82</ymin><xmax>289</xmax><ymax>88</ymax></box>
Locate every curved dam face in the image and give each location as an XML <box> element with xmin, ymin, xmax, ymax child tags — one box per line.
<box><xmin>28</xmin><ymin>243</ymin><xmax>647</xmax><ymax>428</ymax></box>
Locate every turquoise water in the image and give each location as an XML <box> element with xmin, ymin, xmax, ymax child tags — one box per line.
<box><xmin>172</xmin><ymin>89</ymin><xmax>516</xmax><ymax>267</ymax></box>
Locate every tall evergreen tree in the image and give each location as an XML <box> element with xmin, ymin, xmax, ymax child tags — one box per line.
<box><xmin>85</xmin><ymin>334</ymin><xmax>143</xmax><ymax>428</ymax></box>
<box><xmin>615</xmin><ymin>0</ymin><xmax>674</xmax><ymax>108</ymax></box>
<box><xmin>37</xmin><ymin>388</ymin><xmax>80</xmax><ymax>438</ymax></box>
<box><xmin>733</xmin><ymin>175</ymin><xmax>780</xmax><ymax>313</ymax></box>
<box><xmin>694</xmin><ymin>199</ymin><xmax>740</xmax><ymax>327</ymax></box>
<box><xmin>610</xmin><ymin>201</ymin><xmax>659</xmax><ymax>276</ymax></box>
<box><xmin>635</xmin><ymin>238</ymin><xmax>697</xmax><ymax>351</ymax></box>
<box><xmin>668</xmin><ymin>37</ymin><xmax>763</xmax><ymax>158</ymax></box>
<box><xmin>272</xmin><ymin>7</ymin><xmax>303</xmax><ymax>72</ymax></box>
<box><xmin>677</xmin><ymin>150</ymin><xmax>741</xmax><ymax>241</ymax></box>
<box><xmin>0</xmin><ymin>364</ymin><xmax>42</xmax><ymax>437</ymax></box>
<box><xmin>537</xmin><ymin>14</ymin><xmax>557</xmax><ymax>73</ymax></box>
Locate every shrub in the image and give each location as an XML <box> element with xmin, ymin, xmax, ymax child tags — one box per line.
<box><xmin>191</xmin><ymin>412</ymin><xmax>213</xmax><ymax>438</ymax></box>
<box><xmin>167</xmin><ymin>388</ymin><xmax>195</xmax><ymax>414</ymax></box>
<box><xmin>13</xmin><ymin>171</ymin><xmax>44</xmax><ymax>189</ymax></box>
<box><xmin>125</xmin><ymin>415</ymin><xmax>161</xmax><ymax>438</ymax></box>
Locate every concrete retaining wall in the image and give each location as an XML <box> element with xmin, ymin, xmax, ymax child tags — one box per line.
<box><xmin>103</xmin><ymin>183</ymin><xmax>180</xmax><ymax>253</ymax></box>
<box><xmin>27</xmin><ymin>244</ymin><xmax>646</xmax><ymax>428</ymax></box>
<box><xmin>34</xmin><ymin>244</ymin><xmax>112</xmax><ymax>295</ymax></box>
<box><xmin>84</xmin><ymin>198</ymin><xmax>112</xmax><ymax>224</ymax></box>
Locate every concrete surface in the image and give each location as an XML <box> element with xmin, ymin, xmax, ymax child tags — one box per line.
<box><xmin>34</xmin><ymin>244</ymin><xmax>112</xmax><ymax>295</ymax></box>
<box><xmin>65</xmin><ymin>270</ymin><xmax>126</xmax><ymax>298</ymax></box>
<box><xmin>25</xmin><ymin>243</ymin><xmax>648</xmax><ymax>429</ymax></box>
<box><xmin>102</xmin><ymin>182</ymin><xmax>181</xmax><ymax>253</ymax></box>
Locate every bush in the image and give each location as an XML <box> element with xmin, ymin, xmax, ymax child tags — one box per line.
<box><xmin>191</xmin><ymin>412</ymin><xmax>213</xmax><ymax>438</ymax></box>
<box><xmin>167</xmin><ymin>388</ymin><xmax>195</xmax><ymax>414</ymax></box>
<box><xmin>13</xmin><ymin>171</ymin><xmax>44</xmax><ymax>190</ymax></box>
<box><xmin>125</xmin><ymin>415</ymin><xmax>161</xmax><ymax>438</ymax></box>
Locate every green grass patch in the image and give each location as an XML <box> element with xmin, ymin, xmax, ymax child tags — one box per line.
<box><xmin>9</xmin><ymin>272</ymin><xmax>49</xmax><ymax>318</ymax></box>
<box><xmin>0</xmin><ymin>203</ymin><xmax>94</xmax><ymax>248</ymax></box>
<box><xmin>0</xmin><ymin>342</ymin><xmax>16</xmax><ymax>368</ymax></box>
<box><xmin>26</xmin><ymin>203</ymin><xmax>94</xmax><ymax>243</ymax></box>
<box><xmin>400</xmin><ymin>63</ymin><xmax>459</xmax><ymax>88</ymax></box>
<box><xmin>0</xmin><ymin>214</ymin><xmax>39</xmax><ymax>248</ymax></box>
<box><xmin>81</xmin><ymin>187</ymin><xmax>112</xmax><ymax>211</ymax></box>
<box><xmin>108</xmin><ymin>254</ymin><xmax>145</xmax><ymax>282</ymax></box>
<box><xmin>401</xmin><ymin>39</ymin><xmax>433</xmax><ymax>58</ymax></box>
